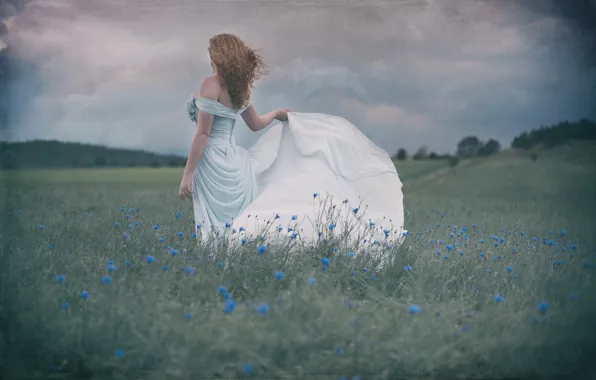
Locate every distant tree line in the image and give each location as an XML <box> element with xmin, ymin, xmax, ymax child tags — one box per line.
<box><xmin>0</xmin><ymin>140</ymin><xmax>187</xmax><ymax>170</ymax></box>
<box><xmin>393</xmin><ymin>137</ymin><xmax>502</xmax><ymax>162</ymax></box>
<box><xmin>511</xmin><ymin>118</ymin><xmax>595</xmax><ymax>150</ymax></box>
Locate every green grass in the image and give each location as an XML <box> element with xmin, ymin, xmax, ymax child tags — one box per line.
<box><xmin>1</xmin><ymin>146</ymin><xmax>596</xmax><ymax>379</ymax></box>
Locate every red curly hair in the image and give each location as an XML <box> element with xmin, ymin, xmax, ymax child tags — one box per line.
<box><xmin>208</xmin><ymin>33</ymin><xmax>268</xmax><ymax>109</ymax></box>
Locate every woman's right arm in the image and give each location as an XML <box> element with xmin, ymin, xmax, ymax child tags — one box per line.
<box><xmin>241</xmin><ymin>105</ymin><xmax>290</xmax><ymax>132</ymax></box>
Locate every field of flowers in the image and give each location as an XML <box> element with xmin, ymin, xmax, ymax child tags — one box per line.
<box><xmin>1</xmin><ymin>146</ymin><xmax>595</xmax><ymax>380</ymax></box>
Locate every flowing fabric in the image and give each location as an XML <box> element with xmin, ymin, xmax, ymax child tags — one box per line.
<box><xmin>234</xmin><ymin>113</ymin><xmax>406</xmax><ymax>245</ymax></box>
<box><xmin>186</xmin><ymin>96</ymin><xmax>406</xmax><ymax>247</ymax></box>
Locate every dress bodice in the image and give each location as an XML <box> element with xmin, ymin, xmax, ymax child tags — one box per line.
<box><xmin>187</xmin><ymin>95</ymin><xmax>249</xmax><ymax>145</ymax></box>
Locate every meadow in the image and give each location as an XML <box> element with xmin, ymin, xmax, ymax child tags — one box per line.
<box><xmin>1</xmin><ymin>143</ymin><xmax>595</xmax><ymax>380</ymax></box>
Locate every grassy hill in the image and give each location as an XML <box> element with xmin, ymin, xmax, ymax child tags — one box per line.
<box><xmin>0</xmin><ymin>139</ymin><xmax>186</xmax><ymax>169</ymax></box>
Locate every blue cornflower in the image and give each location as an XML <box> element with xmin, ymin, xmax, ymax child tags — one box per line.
<box><xmin>506</xmin><ymin>265</ymin><xmax>513</xmax><ymax>273</ymax></box>
<box><xmin>223</xmin><ymin>299</ymin><xmax>237</xmax><ymax>313</ymax></box>
<box><xmin>494</xmin><ymin>295</ymin><xmax>504</xmax><ymax>303</ymax></box>
<box><xmin>162</xmin><ymin>265</ymin><xmax>169</xmax><ymax>271</ymax></box>
<box><xmin>242</xmin><ymin>362</ymin><xmax>254</xmax><ymax>375</ymax></box>
<box><xmin>55</xmin><ymin>275</ymin><xmax>66</xmax><ymax>283</ymax></box>
<box><xmin>61</xmin><ymin>302</ymin><xmax>70</xmax><ymax>309</ymax></box>
<box><xmin>176</xmin><ymin>211</ymin><xmax>181</xmax><ymax>219</ymax></box>
<box><xmin>258</xmin><ymin>245</ymin><xmax>267</xmax><ymax>254</ymax></box>
<box><xmin>80</xmin><ymin>290</ymin><xmax>89</xmax><ymax>300</ymax></box>
<box><xmin>313</xmin><ymin>193</ymin><xmax>319</xmax><ymax>198</ymax></box>
<box><xmin>101</xmin><ymin>276</ymin><xmax>112</xmax><ymax>284</ymax></box>
<box><xmin>114</xmin><ymin>222</ymin><xmax>120</xmax><ymax>228</ymax></box>
<box><xmin>275</xmin><ymin>271</ymin><xmax>284</xmax><ymax>280</ymax></box>
<box><xmin>369</xmin><ymin>221</ymin><xmax>375</xmax><ymax>227</ymax></box>
<box><xmin>321</xmin><ymin>257</ymin><xmax>331</xmax><ymax>265</ymax></box>
<box><xmin>308</xmin><ymin>277</ymin><xmax>316</xmax><ymax>285</ymax></box>
<box><xmin>115</xmin><ymin>349</ymin><xmax>125</xmax><ymax>358</ymax></box>
<box><xmin>177</xmin><ymin>231</ymin><xmax>183</xmax><ymax>237</ymax></box>
<box><xmin>184</xmin><ymin>312</ymin><xmax>192</xmax><ymax>320</ymax></box>
<box><xmin>255</xmin><ymin>303</ymin><xmax>269</xmax><ymax>314</ymax></box>
<box><xmin>404</xmin><ymin>265</ymin><xmax>412</xmax><ymax>271</ymax></box>
<box><xmin>291</xmin><ymin>215</ymin><xmax>297</xmax><ymax>220</ymax></box>
<box><xmin>185</xmin><ymin>266</ymin><xmax>195</xmax><ymax>275</ymax></box>
<box><xmin>146</xmin><ymin>255</ymin><xmax>155</xmax><ymax>263</ymax></box>
<box><xmin>334</xmin><ymin>346</ymin><xmax>345</xmax><ymax>355</ymax></box>
<box><xmin>459</xmin><ymin>251</ymin><xmax>465</xmax><ymax>256</ymax></box>
<box><xmin>225</xmin><ymin>222</ymin><xmax>231</xmax><ymax>228</ymax></box>
<box><xmin>409</xmin><ymin>304</ymin><xmax>420</xmax><ymax>314</ymax></box>
<box><xmin>538</xmin><ymin>301</ymin><xmax>549</xmax><ymax>313</ymax></box>
<box><xmin>347</xmin><ymin>251</ymin><xmax>355</xmax><ymax>257</ymax></box>
<box><xmin>241</xmin><ymin>238</ymin><xmax>247</xmax><ymax>245</ymax></box>
<box><xmin>328</xmin><ymin>223</ymin><xmax>336</xmax><ymax>230</ymax></box>
<box><xmin>353</xmin><ymin>207</ymin><xmax>359</xmax><ymax>214</ymax></box>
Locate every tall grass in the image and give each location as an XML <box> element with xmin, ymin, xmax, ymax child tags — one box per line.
<box><xmin>1</xmin><ymin>150</ymin><xmax>596</xmax><ymax>379</ymax></box>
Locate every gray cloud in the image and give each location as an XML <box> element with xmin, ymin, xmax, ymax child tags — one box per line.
<box><xmin>4</xmin><ymin>0</ymin><xmax>596</xmax><ymax>155</ymax></box>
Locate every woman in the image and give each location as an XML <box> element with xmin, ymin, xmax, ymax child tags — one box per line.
<box><xmin>180</xmin><ymin>33</ymin><xmax>405</xmax><ymax>249</ymax></box>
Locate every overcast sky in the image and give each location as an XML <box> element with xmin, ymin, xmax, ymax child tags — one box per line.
<box><xmin>1</xmin><ymin>0</ymin><xmax>595</xmax><ymax>155</ymax></box>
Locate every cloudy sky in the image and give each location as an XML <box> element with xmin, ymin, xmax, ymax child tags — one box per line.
<box><xmin>1</xmin><ymin>0</ymin><xmax>595</xmax><ymax>155</ymax></box>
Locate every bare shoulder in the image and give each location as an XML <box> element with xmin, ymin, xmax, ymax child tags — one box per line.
<box><xmin>193</xmin><ymin>75</ymin><xmax>221</xmax><ymax>100</ymax></box>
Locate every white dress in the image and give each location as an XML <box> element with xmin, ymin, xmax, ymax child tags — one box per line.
<box><xmin>187</xmin><ymin>96</ymin><xmax>406</xmax><ymax>253</ymax></box>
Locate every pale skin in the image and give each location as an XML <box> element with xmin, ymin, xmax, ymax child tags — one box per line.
<box><xmin>178</xmin><ymin>63</ymin><xmax>291</xmax><ymax>200</ymax></box>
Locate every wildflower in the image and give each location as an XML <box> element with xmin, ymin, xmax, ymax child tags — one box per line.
<box><xmin>506</xmin><ymin>265</ymin><xmax>513</xmax><ymax>273</ymax></box>
<box><xmin>353</xmin><ymin>207</ymin><xmax>359</xmax><ymax>214</ymax></box>
<box><xmin>494</xmin><ymin>295</ymin><xmax>504</xmax><ymax>303</ymax></box>
<box><xmin>241</xmin><ymin>239</ymin><xmax>247</xmax><ymax>245</ymax></box>
<box><xmin>80</xmin><ymin>291</ymin><xmax>89</xmax><ymax>300</ymax></box>
<box><xmin>61</xmin><ymin>302</ymin><xmax>69</xmax><ymax>309</ymax></box>
<box><xmin>369</xmin><ymin>221</ymin><xmax>375</xmax><ymax>227</ymax></box>
<box><xmin>321</xmin><ymin>257</ymin><xmax>331</xmax><ymax>266</ymax></box>
<box><xmin>242</xmin><ymin>362</ymin><xmax>255</xmax><ymax>375</ymax></box>
<box><xmin>55</xmin><ymin>275</ymin><xmax>66</xmax><ymax>283</ymax></box>
<box><xmin>328</xmin><ymin>223</ymin><xmax>336</xmax><ymax>230</ymax></box>
<box><xmin>101</xmin><ymin>276</ymin><xmax>112</xmax><ymax>284</ymax></box>
<box><xmin>177</xmin><ymin>232</ymin><xmax>183</xmax><ymax>237</ymax></box>
<box><xmin>571</xmin><ymin>292</ymin><xmax>579</xmax><ymax>301</ymax></box>
<box><xmin>185</xmin><ymin>266</ymin><xmax>195</xmax><ymax>275</ymax></box>
<box><xmin>225</xmin><ymin>222</ymin><xmax>231</xmax><ymax>228</ymax></box>
<box><xmin>114</xmin><ymin>222</ymin><xmax>120</xmax><ymax>228</ymax></box>
<box><xmin>291</xmin><ymin>215</ymin><xmax>297</xmax><ymax>220</ymax></box>
<box><xmin>257</xmin><ymin>245</ymin><xmax>267</xmax><ymax>254</ymax></box>
<box><xmin>275</xmin><ymin>271</ymin><xmax>284</xmax><ymax>280</ymax></box>
<box><xmin>313</xmin><ymin>193</ymin><xmax>319</xmax><ymax>198</ymax></box>
<box><xmin>159</xmin><ymin>237</ymin><xmax>165</xmax><ymax>243</ymax></box>
<box><xmin>409</xmin><ymin>304</ymin><xmax>420</xmax><ymax>314</ymax></box>
<box><xmin>223</xmin><ymin>299</ymin><xmax>237</xmax><ymax>314</ymax></box>
<box><xmin>146</xmin><ymin>255</ymin><xmax>155</xmax><ymax>263</ymax></box>
<box><xmin>175</xmin><ymin>211</ymin><xmax>181</xmax><ymax>219</ymax></box>
<box><xmin>107</xmin><ymin>262</ymin><xmax>117</xmax><ymax>273</ymax></box>
<box><xmin>538</xmin><ymin>301</ymin><xmax>549</xmax><ymax>314</ymax></box>
<box><xmin>404</xmin><ymin>265</ymin><xmax>412</xmax><ymax>271</ymax></box>
<box><xmin>444</xmin><ymin>255</ymin><xmax>449</xmax><ymax>260</ymax></box>
<box><xmin>162</xmin><ymin>265</ymin><xmax>169</xmax><ymax>271</ymax></box>
<box><xmin>255</xmin><ymin>303</ymin><xmax>269</xmax><ymax>314</ymax></box>
<box><xmin>459</xmin><ymin>251</ymin><xmax>465</xmax><ymax>256</ymax></box>
<box><xmin>347</xmin><ymin>251</ymin><xmax>355</xmax><ymax>257</ymax></box>
<box><xmin>334</xmin><ymin>346</ymin><xmax>345</xmax><ymax>355</ymax></box>
<box><xmin>115</xmin><ymin>349</ymin><xmax>125</xmax><ymax>358</ymax></box>
<box><xmin>184</xmin><ymin>312</ymin><xmax>192</xmax><ymax>320</ymax></box>
<box><xmin>308</xmin><ymin>277</ymin><xmax>316</xmax><ymax>285</ymax></box>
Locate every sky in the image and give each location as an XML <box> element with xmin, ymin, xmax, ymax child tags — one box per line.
<box><xmin>1</xmin><ymin>0</ymin><xmax>595</xmax><ymax>156</ymax></box>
